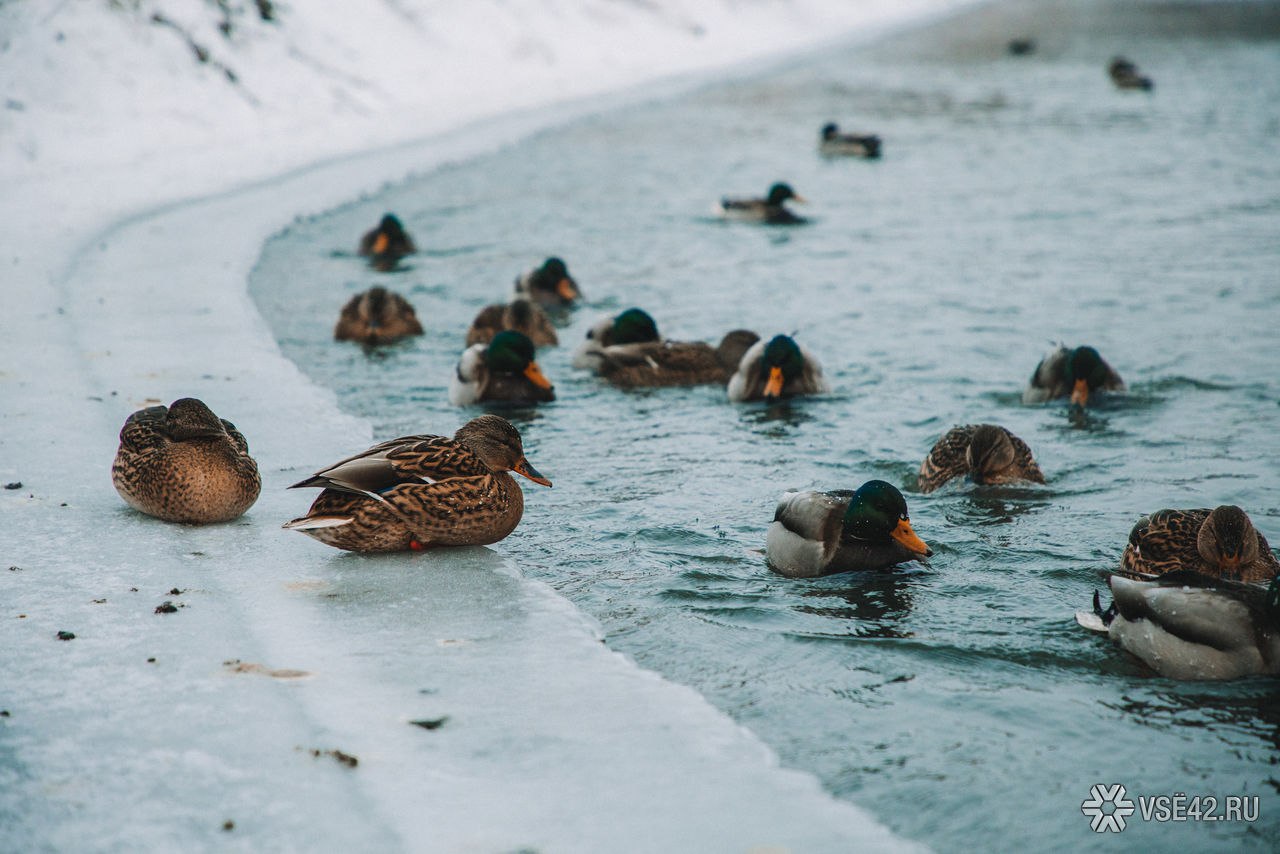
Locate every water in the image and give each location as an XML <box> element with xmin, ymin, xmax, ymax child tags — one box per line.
<box><xmin>250</xmin><ymin>0</ymin><xmax>1280</xmax><ymax>849</ymax></box>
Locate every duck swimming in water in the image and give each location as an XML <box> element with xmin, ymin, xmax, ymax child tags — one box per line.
<box><xmin>112</xmin><ymin>398</ymin><xmax>261</xmax><ymax>524</ymax></box>
<box><xmin>465</xmin><ymin>298</ymin><xmax>558</xmax><ymax>348</ymax></box>
<box><xmin>727</xmin><ymin>334</ymin><xmax>827</xmax><ymax>402</ymax></box>
<box><xmin>284</xmin><ymin>414</ymin><xmax>551</xmax><ymax>553</ymax></box>
<box><xmin>449</xmin><ymin>330</ymin><xmax>556</xmax><ymax>406</ymax></box>
<box><xmin>515</xmin><ymin>257</ymin><xmax>582</xmax><ymax>307</ymax></box>
<box><xmin>1109</xmin><ymin>56</ymin><xmax>1153</xmax><ymax>91</ymax></box>
<box><xmin>766</xmin><ymin>480</ymin><xmax>932</xmax><ymax>578</ymax></box>
<box><xmin>334</xmin><ymin>286</ymin><xmax>424</xmax><ymax>344</ymax></box>
<box><xmin>572</xmin><ymin>308</ymin><xmax>759</xmax><ymax>388</ymax></box>
<box><xmin>716</xmin><ymin>182</ymin><xmax>807</xmax><ymax>225</ymax></box>
<box><xmin>918</xmin><ymin>424</ymin><xmax>1045</xmax><ymax>493</ymax></box>
<box><xmin>358</xmin><ymin>213</ymin><xmax>416</xmax><ymax>271</ymax></box>
<box><xmin>819</xmin><ymin>123</ymin><xmax>882</xmax><ymax>159</ymax></box>
<box><xmin>1121</xmin><ymin>505</ymin><xmax>1279</xmax><ymax>584</ymax></box>
<box><xmin>1022</xmin><ymin>344</ymin><xmax>1125</xmax><ymax>407</ymax></box>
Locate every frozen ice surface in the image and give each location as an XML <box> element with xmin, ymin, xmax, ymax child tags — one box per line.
<box><xmin>0</xmin><ymin>0</ymin><xmax>972</xmax><ymax>849</ymax></box>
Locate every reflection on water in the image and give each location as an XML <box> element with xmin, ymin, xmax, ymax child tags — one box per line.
<box><xmin>250</xmin><ymin>0</ymin><xmax>1280</xmax><ymax>848</ymax></box>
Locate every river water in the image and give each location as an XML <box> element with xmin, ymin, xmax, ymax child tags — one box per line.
<box><xmin>250</xmin><ymin>0</ymin><xmax>1280</xmax><ymax>848</ymax></box>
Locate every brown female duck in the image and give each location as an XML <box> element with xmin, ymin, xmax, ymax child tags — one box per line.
<box><xmin>1121</xmin><ymin>505</ymin><xmax>1279</xmax><ymax>583</ymax></box>
<box><xmin>465</xmin><ymin>298</ymin><xmax>558</xmax><ymax>348</ymax></box>
<box><xmin>918</xmin><ymin>424</ymin><xmax>1045</xmax><ymax>493</ymax></box>
<box><xmin>334</xmin><ymin>286</ymin><xmax>424</xmax><ymax>344</ymax></box>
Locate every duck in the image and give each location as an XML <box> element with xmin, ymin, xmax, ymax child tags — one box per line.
<box><xmin>465</xmin><ymin>298</ymin><xmax>558</xmax><ymax>348</ymax></box>
<box><xmin>515</xmin><ymin>257</ymin><xmax>582</xmax><ymax>307</ymax></box>
<box><xmin>334</xmin><ymin>286</ymin><xmax>424</xmax><ymax>344</ymax></box>
<box><xmin>283</xmin><ymin>414</ymin><xmax>551</xmax><ymax>553</ymax></box>
<box><xmin>1022</xmin><ymin>343</ymin><xmax>1125</xmax><ymax>407</ymax></box>
<box><xmin>1076</xmin><ymin>571</ymin><xmax>1280</xmax><ymax>680</ymax></box>
<box><xmin>112</xmin><ymin>397</ymin><xmax>261</xmax><ymax>524</ymax></box>
<box><xmin>572</xmin><ymin>308</ymin><xmax>760</xmax><ymax>388</ymax></box>
<box><xmin>1120</xmin><ymin>505</ymin><xmax>1279</xmax><ymax>583</ymax></box>
<box><xmin>716</xmin><ymin>182</ymin><xmax>807</xmax><ymax>225</ymax></box>
<box><xmin>918</xmin><ymin>423</ymin><xmax>1046</xmax><ymax>493</ymax></box>
<box><xmin>1109</xmin><ymin>56</ymin><xmax>1153</xmax><ymax>91</ymax></box>
<box><xmin>766</xmin><ymin>480</ymin><xmax>933</xmax><ymax>578</ymax></box>
<box><xmin>1007</xmin><ymin>38</ymin><xmax>1036</xmax><ymax>56</ymax></box>
<box><xmin>727</xmin><ymin>334</ymin><xmax>828</xmax><ymax>402</ymax></box>
<box><xmin>449</xmin><ymin>330</ymin><xmax>556</xmax><ymax>406</ymax></box>
<box><xmin>819</xmin><ymin>123</ymin><xmax>882</xmax><ymax>159</ymax></box>
<box><xmin>358</xmin><ymin>213</ymin><xmax>416</xmax><ymax>271</ymax></box>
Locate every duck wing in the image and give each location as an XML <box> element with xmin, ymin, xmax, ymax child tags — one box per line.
<box><xmin>1110</xmin><ymin>573</ymin><xmax>1267</xmax><ymax>653</ymax></box>
<box><xmin>773</xmin><ymin>490</ymin><xmax>848</xmax><ymax>542</ymax></box>
<box><xmin>117</xmin><ymin>405</ymin><xmax>171</xmax><ymax>453</ymax></box>
<box><xmin>290</xmin><ymin>435</ymin><xmax>488</xmax><ymax>496</ymax></box>
<box><xmin>1023</xmin><ymin>344</ymin><xmax>1070</xmax><ymax>403</ymax></box>
<box><xmin>918</xmin><ymin>425</ymin><xmax>976</xmax><ymax>493</ymax></box>
<box><xmin>1003</xmin><ymin>428</ymin><xmax>1046</xmax><ymax>483</ymax></box>
<box><xmin>1121</xmin><ymin>508</ymin><xmax>1210</xmax><ymax>576</ymax></box>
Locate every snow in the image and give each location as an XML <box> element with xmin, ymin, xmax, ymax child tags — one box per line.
<box><xmin>2</xmin><ymin>0</ymin><xmax>970</xmax><ymax>850</ymax></box>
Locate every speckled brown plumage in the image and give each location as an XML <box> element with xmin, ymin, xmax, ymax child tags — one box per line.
<box><xmin>357</xmin><ymin>214</ymin><xmax>416</xmax><ymax>271</ymax></box>
<box><xmin>112</xmin><ymin>398</ymin><xmax>261</xmax><ymax>524</ymax></box>
<box><xmin>284</xmin><ymin>414</ymin><xmax>551</xmax><ymax>553</ymax></box>
<box><xmin>597</xmin><ymin>331</ymin><xmax>757</xmax><ymax>388</ymax></box>
<box><xmin>465</xmin><ymin>299</ymin><xmax>558</xmax><ymax>348</ymax></box>
<box><xmin>334</xmin><ymin>287</ymin><xmax>424</xmax><ymax>344</ymax></box>
<box><xmin>918</xmin><ymin>424</ymin><xmax>1045</xmax><ymax>493</ymax></box>
<box><xmin>1121</xmin><ymin>506</ymin><xmax>1279</xmax><ymax>583</ymax></box>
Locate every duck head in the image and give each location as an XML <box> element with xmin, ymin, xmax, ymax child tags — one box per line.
<box><xmin>766</xmin><ymin>183</ymin><xmax>805</xmax><ymax>206</ymax></box>
<box><xmin>485</xmin><ymin>330</ymin><xmax>554</xmax><ymax>392</ymax></box>
<box><xmin>605</xmin><ymin>307</ymin><xmax>660</xmax><ymax>346</ymax></box>
<box><xmin>536</xmin><ymin>257</ymin><xmax>581</xmax><ymax>303</ymax></box>
<box><xmin>1198</xmin><ymin>505</ymin><xmax>1262</xmax><ymax>579</ymax></box>
<box><xmin>164</xmin><ymin>398</ymin><xmax>228</xmax><ymax>441</ymax></box>
<box><xmin>759</xmin><ymin>334</ymin><xmax>805</xmax><ymax>399</ymax></box>
<box><xmin>1066</xmin><ymin>345</ymin><xmax>1109</xmax><ymax>406</ymax></box>
<box><xmin>965</xmin><ymin>425</ymin><xmax>1016</xmax><ymax>485</ymax></box>
<box><xmin>820</xmin><ymin>123</ymin><xmax>839</xmax><ymax>141</ymax></box>
<box><xmin>840</xmin><ymin>480</ymin><xmax>932</xmax><ymax>557</ymax></box>
<box><xmin>454</xmin><ymin>414</ymin><xmax>551</xmax><ymax>486</ymax></box>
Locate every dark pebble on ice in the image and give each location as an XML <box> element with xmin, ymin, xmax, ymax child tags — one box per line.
<box><xmin>1</xmin><ymin>710</ymin><xmax>10</xmax><ymax>717</ymax></box>
<box><xmin>4</xmin><ymin>482</ymin><xmax>21</xmax><ymax>490</ymax></box>
<box><xmin>222</xmin><ymin>820</ymin><xmax>235</xmax><ymax>832</ymax></box>
<box><xmin>168</xmin><ymin>587</ymin><xmax>183</xmax><ymax>595</ymax></box>
<box><xmin>8</xmin><ymin>566</ymin><xmax>21</xmax><ymax>572</ymax></box>
<box><xmin>56</xmin><ymin>631</ymin><xmax>75</xmax><ymax>640</ymax></box>
<box><xmin>147</xmin><ymin>657</ymin><xmax>156</xmax><ymax>663</ymax></box>
<box><xmin>92</xmin><ymin>599</ymin><xmax>106</xmax><ymax>604</ymax></box>
<box><xmin>307</xmin><ymin>748</ymin><xmax>358</xmax><ymax>768</ymax></box>
<box><xmin>410</xmin><ymin>717</ymin><xmax>449</xmax><ymax>731</ymax></box>
<box><xmin>155</xmin><ymin>601</ymin><xmax>179</xmax><ymax>614</ymax></box>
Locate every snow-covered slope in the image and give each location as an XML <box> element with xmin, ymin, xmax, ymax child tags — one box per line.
<box><xmin>2</xmin><ymin>1</ymin><xmax>969</xmax><ymax>850</ymax></box>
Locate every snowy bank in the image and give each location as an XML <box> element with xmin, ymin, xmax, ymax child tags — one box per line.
<box><xmin>2</xmin><ymin>1</ymin><xmax>972</xmax><ymax>850</ymax></box>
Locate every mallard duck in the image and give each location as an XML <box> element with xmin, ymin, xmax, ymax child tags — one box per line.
<box><xmin>766</xmin><ymin>480</ymin><xmax>933</xmax><ymax>578</ymax></box>
<box><xmin>283</xmin><ymin>414</ymin><xmax>551</xmax><ymax>553</ymax></box>
<box><xmin>1022</xmin><ymin>344</ymin><xmax>1125</xmax><ymax>406</ymax></box>
<box><xmin>334</xmin><ymin>286</ymin><xmax>424</xmax><ymax>344</ymax></box>
<box><xmin>727</xmin><ymin>334</ymin><xmax>828</xmax><ymax>402</ymax></box>
<box><xmin>918</xmin><ymin>424</ymin><xmax>1045</xmax><ymax>493</ymax></box>
<box><xmin>716</xmin><ymin>182</ymin><xmax>807</xmax><ymax>225</ymax></box>
<box><xmin>1076</xmin><ymin>571</ymin><xmax>1280</xmax><ymax>680</ymax></box>
<box><xmin>112</xmin><ymin>398</ymin><xmax>261</xmax><ymax>524</ymax></box>
<box><xmin>358</xmin><ymin>213</ymin><xmax>416</xmax><ymax>271</ymax></box>
<box><xmin>572</xmin><ymin>308</ymin><xmax>759</xmax><ymax>388</ymax></box>
<box><xmin>819</xmin><ymin>123</ymin><xmax>882</xmax><ymax>159</ymax></box>
<box><xmin>449</xmin><ymin>330</ymin><xmax>555</xmax><ymax>406</ymax></box>
<box><xmin>465</xmin><ymin>298</ymin><xmax>558</xmax><ymax>348</ymax></box>
<box><xmin>514</xmin><ymin>257</ymin><xmax>582</xmax><ymax>307</ymax></box>
<box><xmin>1109</xmin><ymin>56</ymin><xmax>1153</xmax><ymax>91</ymax></box>
<box><xmin>1120</xmin><ymin>505</ymin><xmax>1279</xmax><ymax>583</ymax></box>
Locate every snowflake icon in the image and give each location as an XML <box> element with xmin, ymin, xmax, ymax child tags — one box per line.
<box><xmin>1081</xmin><ymin>783</ymin><xmax>1135</xmax><ymax>832</ymax></box>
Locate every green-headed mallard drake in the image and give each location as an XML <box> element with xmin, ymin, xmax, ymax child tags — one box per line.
<box><xmin>727</xmin><ymin>334</ymin><xmax>828</xmax><ymax>402</ymax></box>
<box><xmin>1077</xmin><ymin>571</ymin><xmax>1280</xmax><ymax>680</ymax></box>
<box><xmin>716</xmin><ymin>182</ymin><xmax>807</xmax><ymax>225</ymax></box>
<box><xmin>449</xmin><ymin>330</ymin><xmax>555</xmax><ymax>406</ymax></box>
<box><xmin>465</xmin><ymin>298</ymin><xmax>558</xmax><ymax>348</ymax></box>
<box><xmin>334</xmin><ymin>286</ymin><xmax>424</xmax><ymax>344</ymax></box>
<box><xmin>112</xmin><ymin>397</ymin><xmax>261</xmax><ymax>524</ymax></box>
<box><xmin>766</xmin><ymin>480</ymin><xmax>932</xmax><ymax>578</ymax></box>
<box><xmin>819</xmin><ymin>123</ymin><xmax>882</xmax><ymax>159</ymax></box>
<box><xmin>1022</xmin><ymin>344</ymin><xmax>1125</xmax><ymax>406</ymax></box>
<box><xmin>515</xmin><ymin>257</ymin><xmax>582</xmax><ymax>307</ymax></box>
<box><xmin>358</xmin><ymin>213</ymin><xmax>416</xmax><ymax>271</ymax></box>
<box><xmin>1109</xmin><ymin>56</ymin><xmax>1153</xmax><ymax>91</ymax></box>
<box><xmin>1121</xmin><ymin>505</ymin><xmax>1279</xmax><ymax>583</ymax></box>
<box><xmin>572</xmin><ymin>308</ymin><xmax>759</xmax><ymax>388</ymax></box>
<box><xmin>918</xmin><ymin>423</ymin><xmax>1046</xmax><ymax>493</ymax></box>
<box><xmin>283</xmin><ymin>414</ymin><xmax>551</xmax><ymax>553</ymax></box>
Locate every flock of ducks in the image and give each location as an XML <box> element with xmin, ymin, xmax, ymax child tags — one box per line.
<box><xmin>111</xmin><ymin>53</ymin><xmax>1278</xmax><ymax>681</ymax></box>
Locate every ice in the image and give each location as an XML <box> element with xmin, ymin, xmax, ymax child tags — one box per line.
<box><xmin>0</xmin><ymin>0</ymin><xmax>971</xmax><ymax>849</ymax></box>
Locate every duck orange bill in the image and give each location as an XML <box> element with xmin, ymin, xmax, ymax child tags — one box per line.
<box><xmin>891</xmin><ymin>519</ymin><xmax>932</xmax><ymax>556</ymax></box>
<box><xmin>523</xmin><ymin>361</ymin><xmax>554</xmax><ymax>390</ymax></box>
<box><xmin>1070</xmin><ymin>378</ymin><xmax>1089</xmax><ymax>407</ymax></box>
<box><xmin>763</xmin><ymin>366</ymin><xmax>785</xmax><ymax>398</ymax></box>
<box><xmin>792</xmin><ymin>194</ymin><xmax>808</xmax><ymax>204</ymax></box>
<box><xmin>1220</xmin><ymin>553</ymin><xmax>1242</xmax><ymax>576</ymax></box>
<box><xmin>372</xmin><ymin>233</ymin><xmax>389</xmax><ymax>254</ymax></box>
<box><xmin>556</xmin><ymin>278</ymin><xmax>579</xmax><ymax>301</ymax></box>
<box><xmin>513</xmin><ymin>457</ymin><xmax>552</xmax><ymax>487</ymax></box>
